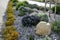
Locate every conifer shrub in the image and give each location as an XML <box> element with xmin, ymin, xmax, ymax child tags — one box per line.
<box><xmin>5</xmin><ymin>20</ymin><xmax>14</xmax><ymax>26</ymax></box>
<box><xmin>2</xmin><ymin>1</ymin><xmax>19</xmax><ymax>40</ymax></box>
<box><xmin>2</xmin><ymin>26</ymin><xmax>19</xmax><ymax>40</ymax></box>
<box><xmin>22</xmin><ymin>16</ymin><xmax>40</xmax><ymax>26</ymax></box>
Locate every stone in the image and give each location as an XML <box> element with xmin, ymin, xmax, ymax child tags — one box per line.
<box><xmin>35</xmin><ymin>21</ymin><xmax>51</xmax><ymax>36</ymax></box>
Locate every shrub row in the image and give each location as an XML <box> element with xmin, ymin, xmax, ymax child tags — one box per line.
<box><xmin>16</xmin><ymin>1</ymin><xmax>39</xmax><ymax>10</ymax></box>
<box><xmin>16</xmin><ymin>1</ymin><xmax>48</xmax><ymax>11</ymax></box>
<box><xmin>2</xmin><ymin>0</ymin><xmax>19</xmax><ymax>40</ymax></box>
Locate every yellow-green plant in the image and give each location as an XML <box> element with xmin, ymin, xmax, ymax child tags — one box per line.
<box><xmin>2</xmin><ymin>0</ymin><xmax>19</xmax><ymax>40</ymax></box>
<box><xmin>2</xmin><ymin>26</ymin><xmax>19</xmax><ymax>40</ymax></box>
<box><xmin>5</xmin><ymin>20</ymin><xmax>13</xmax><ymax>26</ymax></box>
<box><xmin>7</xmin><ymin>13</ymin><xmax>14</xmax><ymax>19</ymax></box>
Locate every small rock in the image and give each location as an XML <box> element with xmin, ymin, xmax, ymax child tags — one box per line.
<box><xmin>35</xmin><ymin>21</ymin><xmax>51</xmax><ymax>36</ymax></box>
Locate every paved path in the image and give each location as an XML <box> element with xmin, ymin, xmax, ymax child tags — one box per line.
<box><xmin>0</xmin><ymin>0</ymin><xmax>9</xmax><ymax>23</ymax></box>
<box><xmin>27</xmin><ymin>1</ymin><xmax>55</xmax><ymax>8</ymax></box>
<box><xmin>18</xmin><ymin>0</ymin><xmax>55</xmax><ymax>8</ymax></box>
<box><xmin>0</xmin><ymin>0</ymin><xmax>9</xmax><ymax>40</ymax></box>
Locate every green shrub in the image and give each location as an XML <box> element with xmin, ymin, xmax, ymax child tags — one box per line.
<box><xmin>36</xmin><ymin>14</ymin><xmax>48</xmax><ymax>22</ymax></box>
<box><xmin>39</xmin><ymin>6</ymin><xmax>48</xmax><ymax>11</ymax></box>
<box><xmin>16</xmin><ymin>1</ymin><xmax>41</xmax><ymax>10</ymax></box>
<box><xmin>52</xmin><ymin>5</ymin><xmax>60</xmax><ymax>15</ymax></box>
<box><xmin>51</xmin><ymin>20</ymin><xmax>60</xmax><ymax>33</ymax></box>
<box><xmin>18</xmin><ymin>6</ymin><xmax>33</xmax><ymax>16</ymax></box>
<box><xmin>26</xmin><ymin>4</ymin><xmax>41</xmax><ymax>10</ymax></box>
<box><xmin>16</xmin><ymin>1</ymin><xmax>28</xmax><ymax>10</ymax></box>
<box><xmin>40</xmin><ymin>14</ymin><xmax>48</xmax><ymax>22</ymax></box>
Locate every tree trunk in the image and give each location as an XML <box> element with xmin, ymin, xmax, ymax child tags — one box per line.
<box><xmin>44</xmin><ymin>0</ymin><xmax>46</xmax><ymax>12</ymax></box>
<box><xmin>54</xmin><ymin>0</ymin><xmax>57</xmax><ymax>19</ymax></box>
<box><xmin>49</xmin><ymin>0</ymin><xmax>51</xmax><ymax>17</ymax></box>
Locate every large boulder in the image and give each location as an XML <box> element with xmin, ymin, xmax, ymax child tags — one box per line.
<box><xmin>35</xmin><ymin>21</ymin><xmax>51</xmax><ymax>36</ymax></box>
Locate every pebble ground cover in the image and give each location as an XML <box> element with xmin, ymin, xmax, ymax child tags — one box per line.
<box><xmin>2</xmin><ymin>0</ymin><xmax>60</xmax><ymax>40</ymax></box>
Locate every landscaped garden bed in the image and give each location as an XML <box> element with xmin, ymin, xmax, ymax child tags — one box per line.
<box><xmin>2</xmin><ymin>0</ymin><xmax>60</xmax><ymax>40</ymax></box>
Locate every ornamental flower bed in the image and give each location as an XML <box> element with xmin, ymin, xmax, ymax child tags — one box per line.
<box><xmin>2</xmin><ymin>0</ymin><xmax>60</xmax><ymax>40</ymax></box>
